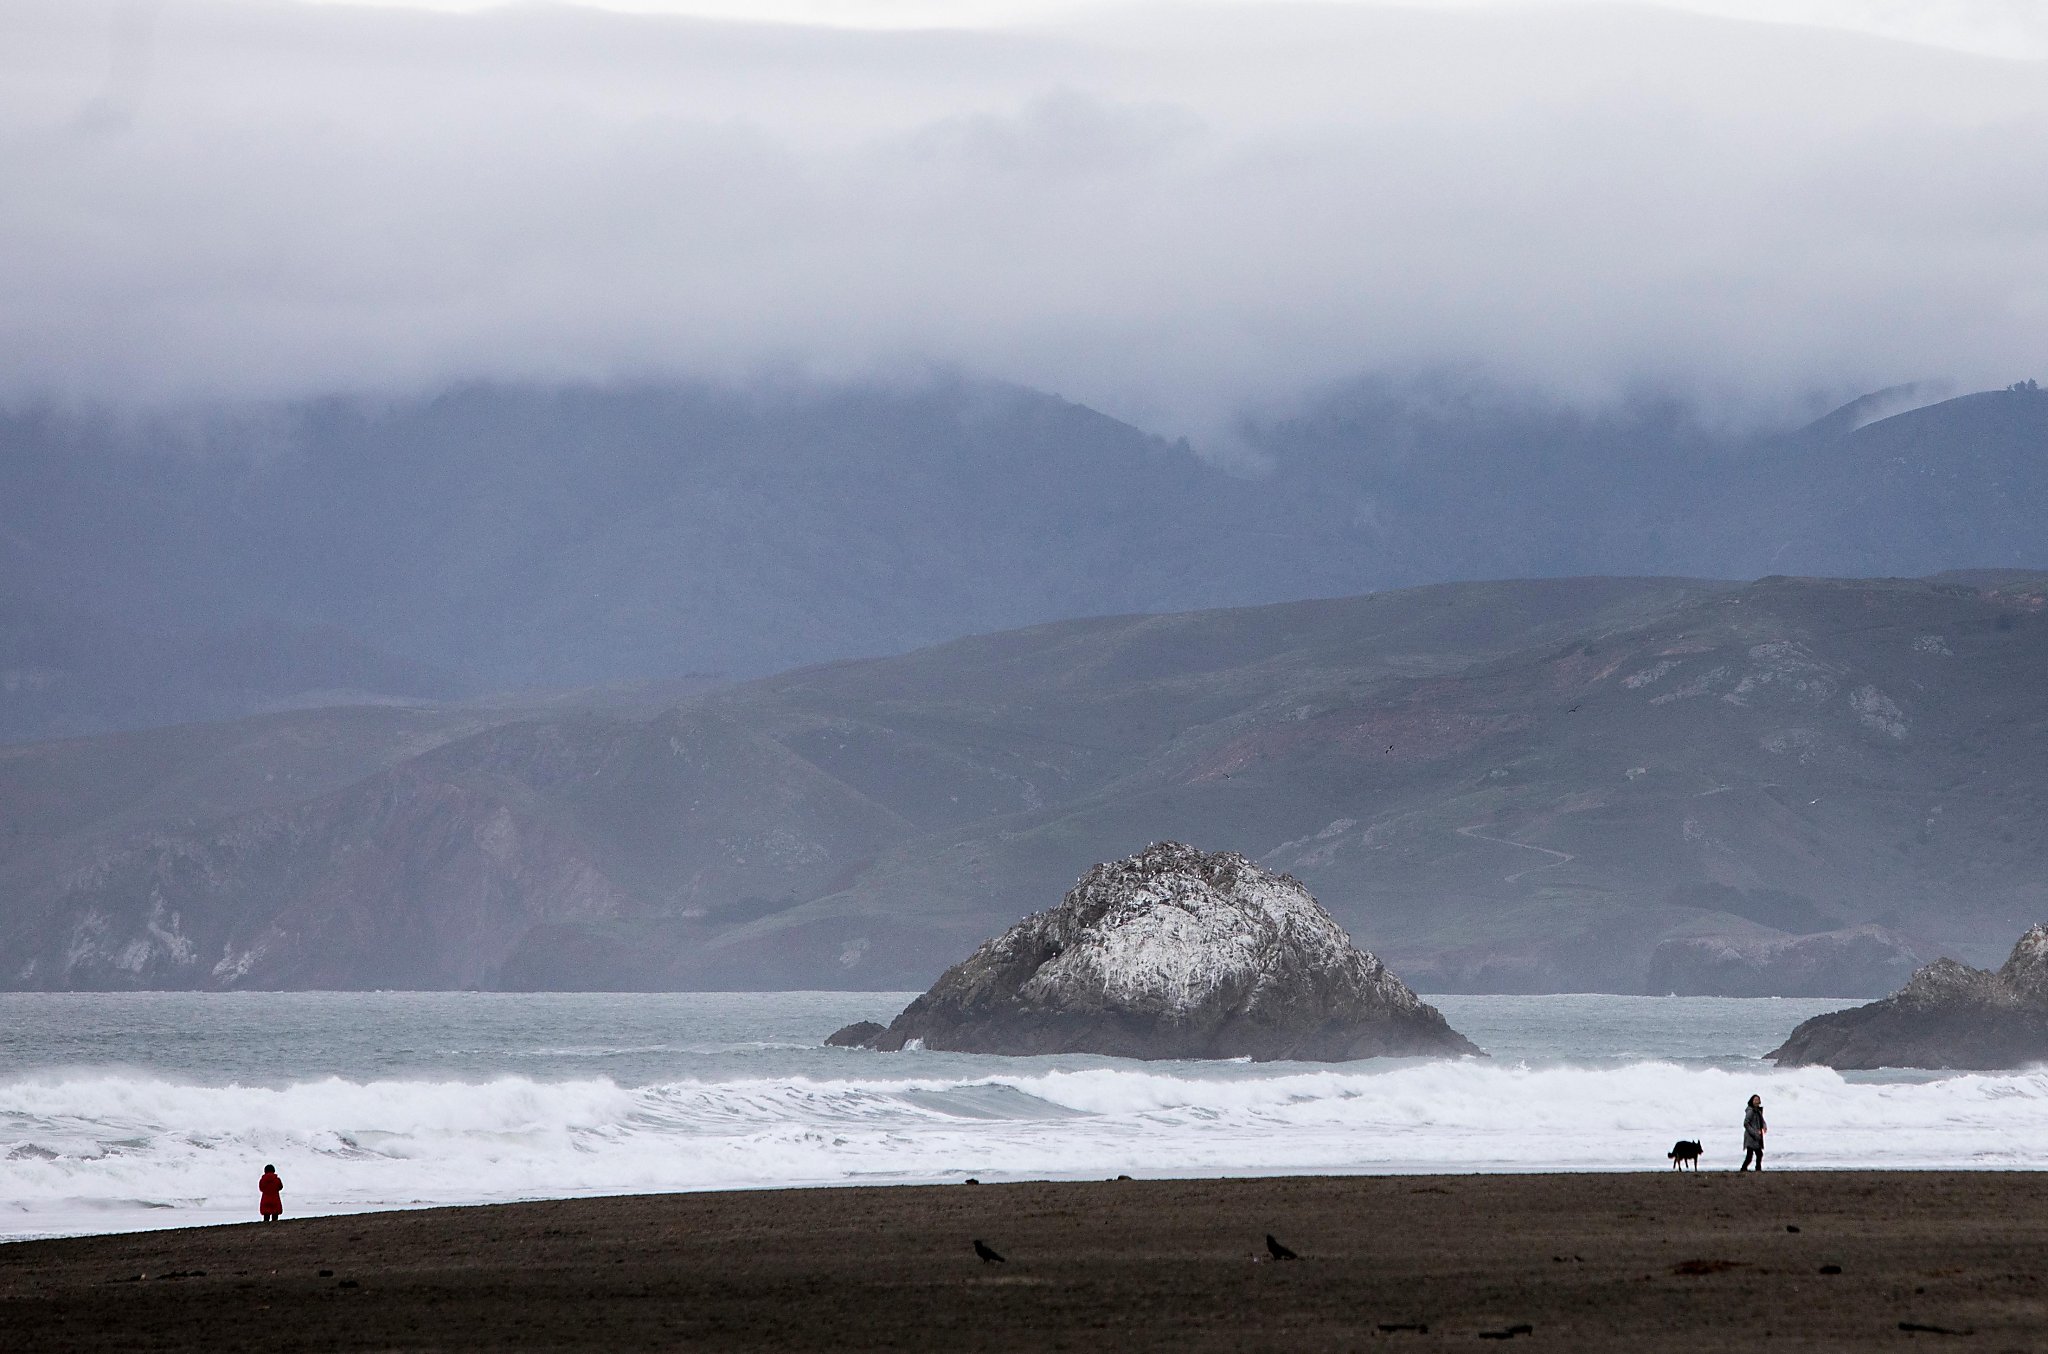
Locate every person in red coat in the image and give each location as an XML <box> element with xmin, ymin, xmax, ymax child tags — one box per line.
<box><xmin>258</xmin><ymin>1165</ymin><xmax>284</xmax><ymax>1222</ymax></box>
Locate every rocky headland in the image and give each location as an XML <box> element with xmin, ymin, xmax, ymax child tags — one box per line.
<box><xmin>829</xmin><ymin>841</ymin><xmax>1479</xmax><ymax>1061</ymax></box>
<box><xmin>1645</xmin><ymin>924</ymin><xmax>1925</xmax><ymax>998</ymax></box>
<box><xmin>1767</xmin><ymin>924</ymin><xmax>2048</xmax><ymax>1069</ymax></box>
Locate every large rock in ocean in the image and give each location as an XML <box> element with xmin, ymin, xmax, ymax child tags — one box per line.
<box><xmin>828</xmin><ymin>842</ymin><xmax>1480</xmax><ymax>1061</ymax></box>
<box><xmin>1768</xmin><ymin>925</ymin><xmax>2048</xmax><ymax>1069</ymax></box>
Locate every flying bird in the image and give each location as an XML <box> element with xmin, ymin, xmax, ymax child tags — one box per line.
<box><xmin>973</xmin><ymin>1239</ymin><xmax>1006</xmax><ymax>1265</ymax></box>
<box><xmin>1265</xmin><ymin>1234</ymin><xmax>1298</xmax><ymax>1261</ymax></box>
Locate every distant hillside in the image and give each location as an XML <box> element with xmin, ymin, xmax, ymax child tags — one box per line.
<box><xmin>0</xmin><ymin>593</ymin><xmax>465</xmax><ymax>743</ymax></box>
<box><xmin>1730</xmin><ymin>388</ymin><xmax>2048</xmax><ymax>577</ymax></box>
<box><xmin>5</xmin><ymin>572</ymin><xmax>2043</xmax><ymax>996</ymax></box>
<box><xmin>0</xmin><ymin>380</ymin><xmax>1259</xmax><ymax>710</ymax></box>
<box><xmin>4</xmin><ymin>377</ymin><xmax>2043</xmax><ymax>739</ymax></box>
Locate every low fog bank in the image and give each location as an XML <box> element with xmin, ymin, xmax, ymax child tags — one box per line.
<box><xmin>3</xmin><ymin>0</ymin><xmax>2045</xmax><ymax>439</ymax></box>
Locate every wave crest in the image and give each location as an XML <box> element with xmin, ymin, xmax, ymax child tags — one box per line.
<box><xmin>7</xmin><ymin>1060</ymin><xmax>2048</xmax><ymax>1241</ymax></box>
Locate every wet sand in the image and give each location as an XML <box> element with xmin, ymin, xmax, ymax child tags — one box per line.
<box><xmin>3</xmin><ymin>1172</ymin><xmax>2045</xmax><ymax>1351</ymax></box>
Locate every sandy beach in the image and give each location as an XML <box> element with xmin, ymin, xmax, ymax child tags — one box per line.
<box><xmin>3</xmin><ymin>1171</ymin><xmax>2044</xmax><ymax>1351</ymax></box>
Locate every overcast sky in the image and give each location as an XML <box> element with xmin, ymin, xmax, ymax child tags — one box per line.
<box><xmin>4</xmin><ymin>0</ymin><xmax>2045</xmax><ymax>436</ymax></box>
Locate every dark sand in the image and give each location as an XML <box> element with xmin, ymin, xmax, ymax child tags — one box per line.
<box><xmin>4</xmin><ymin>1173</ymin><xmax>2045</xmax><ymax>1351</ymax></box>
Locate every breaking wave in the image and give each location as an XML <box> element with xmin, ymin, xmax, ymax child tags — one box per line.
<box><xmin>9</xmin><ymin>1059</ymin><xmax>2048</xmax><ymax>1241</ymax></box>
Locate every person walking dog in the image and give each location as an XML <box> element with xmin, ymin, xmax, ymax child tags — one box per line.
<box><xmin>1739</xmin><ymin>1095</ymin><xmax>1767</xmax><ymax>1172</ymax></box>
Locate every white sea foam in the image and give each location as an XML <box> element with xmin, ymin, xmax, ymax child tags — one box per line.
<box><xmin>1</xmin><ymin>992</ymin><xmax>2035</xmax><ymax>1241</ymax></box>
<box><xmin>8</xmin><ymin>1059</ymin><xmax>2048</xmax><ymax>1242</ymax></box>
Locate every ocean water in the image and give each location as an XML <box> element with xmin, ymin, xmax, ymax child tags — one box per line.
<box><xmin>4</xmin><ymin>991</ymin><xmax>2044</xmax><ymax>1243</ymax></box>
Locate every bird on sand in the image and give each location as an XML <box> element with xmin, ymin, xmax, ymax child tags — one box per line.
<box><xmin>1265</xmin><ymin>1234</ymin><xmax>1298</xmax><ymax>1261</ymax></box>
<box><xmin>973</xmin><ymin>1239</ymin><xmax>1006</xmax><ymax>1264</ymax></box>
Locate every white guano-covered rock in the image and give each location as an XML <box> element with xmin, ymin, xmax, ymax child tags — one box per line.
<box><xmin>832</xmin><ymin>841</ymin><xmax>1481</xmax><ymax>1062</ymax></box>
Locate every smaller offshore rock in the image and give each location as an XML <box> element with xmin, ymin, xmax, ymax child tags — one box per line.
<box><xmin>831</xmin><ymin>841</ymin><xmax>1481</xmax><ymax>1062</ymax></box>
<box><xmin>825</xmin><ymin>1020</ymin><xmax>886</xmax><ymax>1048</ymax></box>
<box><xmin>1767</xmin><ymin>924</ymin><xmax>2048</xmax><ymax>1070</ymax></box>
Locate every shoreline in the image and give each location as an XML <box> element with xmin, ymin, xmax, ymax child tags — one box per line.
<box><xmin>5</xmin><ymin>1172</ymin><xmax>2045</xmax><ymax>1350</ymax></box>
<box><xmin>11</xmin><ymin>1157</ymin><xmax>2048</xmax><ymax>1249</ymax></box>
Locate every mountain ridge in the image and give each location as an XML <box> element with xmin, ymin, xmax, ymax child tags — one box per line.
<box><xmin>4</xmin><ymin>570</ymin><xmax>2042</xmax><ymax>995</ymax></box>
<box><xmin>5</xmin><ymin>377</ymin><xmax>2044</xmax><ymax>743</ymax></box>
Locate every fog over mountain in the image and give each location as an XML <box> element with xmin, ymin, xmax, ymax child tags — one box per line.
<box><xmin>3</xmin><ymin>2</ymin><xmax>2046</xmax><ymax>997</ymax></box>
<box><xmin>5</xmin><ymin>0</ymin><xmax>2046</xmax><ymax>436</ymax></box>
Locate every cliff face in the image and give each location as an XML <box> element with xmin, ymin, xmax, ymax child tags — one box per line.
<box><xmin>1645</xmin><ymin>925</ymin><xmax>1925</xmax><ymax>998</ymax></box>
<box><xmin>16</xmin><ymin>763</ymin><xmax>632</xmax><ymax>991</ymax></box>
<box><xmin>834</xmin><ymin>842</ymin><xmax>1480</xmax><ymax>1062</ymax></box>
<box><xmin>1767</xmin><ymin>925</ymin><xmax>2048</xmax><ymax>1070</ymax></box>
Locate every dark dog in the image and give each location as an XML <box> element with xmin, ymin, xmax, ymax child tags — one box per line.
<box><xmin>1667</xmin><ymin>1139</ymin><xmax>1703</xmax><ymax>1171</ymax></box>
